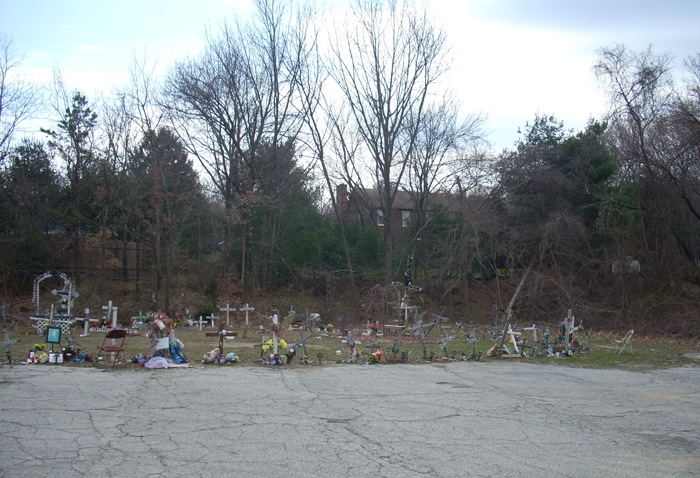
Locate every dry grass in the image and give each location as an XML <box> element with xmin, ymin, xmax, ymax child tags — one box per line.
<box><xmin>3</xmin><ymin>323</ymin><xmax>698</xmax><ymax>370</ymax></box>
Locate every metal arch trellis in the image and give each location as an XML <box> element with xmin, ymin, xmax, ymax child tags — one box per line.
<box><xmin>32</xmin><ymin>271</ymin><xmax>75</xmax><ymax>317</ymax></box>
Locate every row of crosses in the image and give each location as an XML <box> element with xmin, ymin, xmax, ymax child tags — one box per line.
<box><xmin>219</xmin><ymin>303</ymin><xmax>255</xmax><ymax>328</ymax></box>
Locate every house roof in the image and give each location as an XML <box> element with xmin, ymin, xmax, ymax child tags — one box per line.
<box><xmin>351</xmin><ymin>187</ymin><xmax>484</xmax><ymax>215</ymax></box>
<box><xmin>356</xmin><ymin>188</ymin><xmax>413</xmax><ymax>210</ymax></box>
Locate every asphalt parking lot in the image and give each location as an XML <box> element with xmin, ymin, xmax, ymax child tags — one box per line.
<box><xmin>1</xmin><ymin>361</ymin><xmax>698</xmax><ymax>478</ymax></box>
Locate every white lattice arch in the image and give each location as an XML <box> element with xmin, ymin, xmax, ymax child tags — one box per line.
<box><xmin>32</xmin><ymin>271</ymin><xmax>76</xmax><ymax>317</ymax></box>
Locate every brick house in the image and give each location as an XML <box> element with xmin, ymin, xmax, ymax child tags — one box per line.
<box><xmin>336</xmin><ymin>184</ymin><xmax>476</xmax><ymax>238</ymax></box>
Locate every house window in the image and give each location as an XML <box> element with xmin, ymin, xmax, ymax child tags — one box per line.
<box><xmin>377</xmin><ymin>209</ymin><xmax>385</xmax><ymax>227</ymax></box>
<box><xmin>402</xmin><ymin>210</ymin><xmax>410</xmax><ymax>228</ymax></box>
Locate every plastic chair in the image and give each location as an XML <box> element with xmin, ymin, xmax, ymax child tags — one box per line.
<box><xmin>97</xmin><ymin>329</ymin><xmax>128</xmax><ymax>364</ymax></box>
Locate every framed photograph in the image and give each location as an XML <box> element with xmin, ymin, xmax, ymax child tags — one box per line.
<box><xmin>46</xmin><ymin>326</ymin><xmax>62</xmax><ymax>344</ymax></box>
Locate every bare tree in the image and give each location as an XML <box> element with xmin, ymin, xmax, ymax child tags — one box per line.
<box><xmin>297</xmin><ymin>18</ymin><xmax>360</xmax><ymax>286</ymax></box>
<box><xmin>403</xmin><ymin>94</ymin><xmax>486</xmax><ymax>285</ymax></box>
<box><xmin>163</xmin><ymin>0</ymin><xmax>313</xmax><ymax>283</ymax></box>
<box><xmin>111</xmin><ymin>52</ymin><xmax>163</xmax><ymax>287</ymax></box>
<box><xmin>594</xmin><ymin>44</ymin><xmax>700</xmax><ymax>273</ymax></box>
<box><xmin>594</xmin><ymin>44</ymin><xmax>674</xmax><ymax>178</ymax></box>
<box><xmin>0</xmin><ymin>34</ymin><xmax>43</xmax><ymax>161</ymax></box>
<box><xmin>328</xmin><ymin>0</ymin><xmax>449</xmax><ymax>283</ymax></box>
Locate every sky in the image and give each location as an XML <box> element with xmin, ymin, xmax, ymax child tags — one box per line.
<box><xmin>1</xmin><ymin>0</ymin><xmax>699</xmax><ymax>151</ymax></box>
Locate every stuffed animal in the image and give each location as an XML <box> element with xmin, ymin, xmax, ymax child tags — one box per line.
<box><xmin>202</xmin><ymin>347</ymin><xmax>220</xmax><ymax>364</ymax></box>
<box><xmin>266</xmin><ymin>353</ymin><xmax>283</xmax><ymax>365</ymax></box>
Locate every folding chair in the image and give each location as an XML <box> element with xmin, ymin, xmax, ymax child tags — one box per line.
<box><xmin>615</xmin><ymin>329</ymin><xmax>634</xmax><ymax>354</ymax></box>
<box><xmin>97</xmin><ymin>329</ymin><xmax>128</xmax><ymax>364</ymax></box>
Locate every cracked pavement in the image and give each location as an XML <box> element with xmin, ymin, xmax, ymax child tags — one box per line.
<box><xmin>1</xmin><ymin>362</ymin><xmax>699</xmax><ymax>477</ymax></box>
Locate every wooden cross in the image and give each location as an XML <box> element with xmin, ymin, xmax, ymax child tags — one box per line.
<box><xmin>563</xmin><ymin>309</ymin><xmax>576</xmax><ymax>352</ymax></box>
<box><xmin>31</xmin><ymin>305</ymin><xmax>75</xmax><ymax>335</ymax></box>
<box><xmin>271</xmin><ymin>311</ymin><xmax>280</xmax><ymax>355</ymax></box>
<box><xmin>205</xmin><ymin>323</ymin><xmax>237</xmax><ymax>357</ymax></box>
<box><xmin>254</xmin><ymin>325</ymin><xmax>268</xmax><ymax>360</ymax></box>
<box><xmin>506</xmin><ymin>324</ymin><xmax>522</xmax><ymax>354</ymax></box>
<box><xmin>74</xmin><ymin>308</ymin><xmax>99</xmax><ymax>336</ymax></box>
<box><xmin>240</xmin><ymin>303</ymin><xmax>254</xmax><ymax>328</ymax></box>
<box><xmin>205</xmin><ymin>314</ymin><xmax>218</xmax><ymax>328</ymax></box>
<box><xmin>464</xmin><ymin>323</ymin><xmax>481</xmax><ymax>360</ymax></box>
<box><xmin>220</xmin><ymin>304</ymin><xmax>236</xmax><ymax>326</ymax></box>
<box><xmin>101</xmin><ymin>301</ymin><xmax>119</xmax><ymax>359</ymax></box>
<box><xmin>102</xmin><ymin>301</ymin><xmax>118</xmax><ymax>328</ymax></box>
<box><xmin>399</xmin><ymin>296</ymin><xmax>413</xmax><ymax>326</ymax></box>
<box><xmin>406</xmin><ymin>318</ymin><xmax>438</xmax><ymax>360</ymax></box>
<box><xmin>240</xmin><ymin>303</ymin><xmax>254</xmax><ymax>336</ymax></box>
<box><xmin>440</xmin><ymin>332</ymin><xmax>456</xmax><ymax>357</ymax></box>
<box><xmin>130</xmin><ymin>311</ymin><xmax>149</xmax><ymax>329</ymax></box>
<box><xmin>524</xmin><ymin>324</ymin><xmax>541</xmax><ymax>343</ymax></box>
<box><xmin>292</xmin><ymin>330</ymin><xmax>312</xmax><ymax>361</ymax></box>
<box><xmin>1</xmin><ymin>330</ymin><xmax>20</xmax><ymax>365</ymax></box>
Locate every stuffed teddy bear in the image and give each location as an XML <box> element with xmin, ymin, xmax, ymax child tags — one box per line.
<box><xmin>202</xmin><ymin>347</ymin><xmax>220</xmax><ymax>364</ymax></box>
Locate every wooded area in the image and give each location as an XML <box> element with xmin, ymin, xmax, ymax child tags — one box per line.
<box><xmin>1</xmin><ymin>1</ymin><xmax>699</xmax><ymax>336</ymax></box>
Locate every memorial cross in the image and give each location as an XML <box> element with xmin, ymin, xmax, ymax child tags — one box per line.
<box><xmin>464</xmin><ymin>323</ymin><xmax>482</xmax><ymax>360</ymax></box>
<box><xmin>524</xmin><ymin>324</ymin><xmax>541</xmax><ymax>343</ymax></box>
<box><xmin>563</xmin><ymin>309</ymin><xmax>576</xmax><ymax>352</ymax></box>
<box><xmin>102</xmin><ymin>301</ymin><xmax>118</xmax><ymax>328</ymax></box>
<box><xmin>506</xmin><ymin>324</ymin><xmax>522</xmax><ymax>354</ymax></box>
<box><xmin>271</xmin><ymin>311</ymin><xmax>280</xmax><ymax>355</ymax></box>
<box><xmin>399</xmin><ymin>296</ymin><xmax>413</xmax><ymax>327</ymax></box>
<box><xmin>293</xmin><ymin>330</ymin><xmax>312</xmax><ymax>362</ymax></box>
<box><xmin>1</xmin><ymin>330</ymin><xmax>20</xmax><ymax>365</ymax></box>
<box><xmin>240</xmin><ymin>303</ymin><xmax>255</xmax><ymax>329</ymax></box>
<box><xmin>220</xmin><ymin>304</ymin><xmax>236</xmax><ymax>326</ymax></box>
<box><xmin>102</xmin><ymin>301</ymin><xmax>119</xmax><ymax>361</ymax></box>
<box><xmin>254</xmin><ymin>326</ymin><xmax>267</xmax><ymax>360</ymax></box>
<box><xmin>205</xmin><ymin>313</ymin><xmax>219</xmax><ymax>328</ymax></box>
<box><xmin>74</xmin><ymin>308</ymin><xmax>99</xmax><ymax>336</ymax></box>
<box><xmin>130</xmin><ymin>311</ymin><xmax>149</xmax><ymax>329</ymax></box>
<box><xmin>205</xmin><ymin>323</ymin><xmax>237</xmax><ymax>357</ymax></box>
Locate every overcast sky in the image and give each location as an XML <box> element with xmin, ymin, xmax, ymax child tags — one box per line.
<box><xmin>1</xmin><ymin>0</ymin><xmax>699</xmax><ymax>151</ymax></box>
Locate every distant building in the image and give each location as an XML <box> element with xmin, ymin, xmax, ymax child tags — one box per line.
<box><xmin>336</xmin><ymin>184</ymin><xmax>484</xmax><ymax>238</ymax></box>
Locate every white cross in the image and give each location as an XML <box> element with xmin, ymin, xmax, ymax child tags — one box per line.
<box><xmin>205</xmin><ymin>314</ymin><xmax>218</xmax><ymax>328</ymax></box>
<box><xmin>400</xmin><ymin>296</ymin><xmax>413</xmax><ymax>326</ymax></box>
<box><xmin>524</xmin><ymin>324</ymin><xmax>540</xmax><ymax>342</ymax></box>
<box><xmin>220</xmin><ymin>304</ymin><xmax>236</xmax><ymax>326</ymax></box>
<box><xmin>75</xmin><ymin>308</ymin><xmax>99</xmax><ymax>336</ymax></box>
<box><xmin>130</xmin><ymin>312</ymin><xmax>149</xmax><ymax>329</ymax></box>
<box><xmin>102</xmin><ymin>302</ymin><xmax>119</xmax><ymax>361</ymax></box>
<box><xmin>241</xmin><ymin>303</ymin><xmax>254</xmax><ymax>328</ymax></box>
<box><xmin>563</xmin><ymin>309</ymin><xmax>576</xmax><ymax>352</ymax></box>
<box><xmin>102</xmin><ymin>301</ymin><xmax>118</xmax><ymax>328</ymax></box>
<box><xmin>272</xmin><ymin>312</ymin><xmax>279</xmax><ymax>355</ymax></box>
<box><xmin>507</xmin><ymin>324</ymin><xmax>522</xmax><ymax>354</ymax></box>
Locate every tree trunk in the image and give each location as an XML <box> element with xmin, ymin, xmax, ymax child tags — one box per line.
<box><xmin>239</xmin><ymin>209</ymin><xmax>249</xmax><ymax>283</ymax></box>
